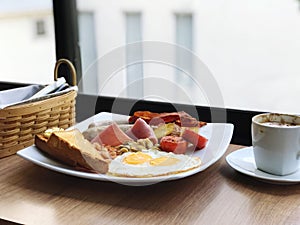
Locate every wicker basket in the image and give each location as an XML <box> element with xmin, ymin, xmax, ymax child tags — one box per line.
<box><xmin>0</xmin><ymin>59</ymin><xmax>77</xmax><ymax>158</ymax></box>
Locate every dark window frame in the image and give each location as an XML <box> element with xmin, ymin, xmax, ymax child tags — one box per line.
<box><xmin>53</xmin><ymin>0</ymin><xmax>82</xmax><ymax>87</ymax></box>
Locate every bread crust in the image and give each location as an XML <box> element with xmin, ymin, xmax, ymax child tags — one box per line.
<box><xmin>34</xmin><ymin>129</ymin><xmax>110</xmax><ymax>174</ymax></box>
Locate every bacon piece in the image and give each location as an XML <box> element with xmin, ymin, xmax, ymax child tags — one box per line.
<box><xmin>150</xmin><ymin>112</ymin><xmax>180</xmax><ymax>125</ymax></box>
<box><xmin>128</xmin><ymin>111</ymin><xmax>159</xmax><ymax>124</ymax></box>
<box><xmin>126</xmin><ymin>118</ymin><xmax>158</xmax><ymax>144</ymax></box>
<box><xmin>129</xmin><ymin>111</ymin><xmax>206</xmax><ymax>127</ymax></box>
<box><xmin>91</xmin><ymin>122</ymin><xmax>132</xmax><ymax>146</ymax></box>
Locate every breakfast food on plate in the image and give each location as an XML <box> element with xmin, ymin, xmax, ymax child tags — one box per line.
<box><xmin>42</xmin><ymin>127</ymin><xmax>64</xmax><ymax>138</ymax></box>
<box><xmin>91</xmin><ymin>122</ymin><xmax>133</xmax><ymax>146</ymax></box>
<box><xmin>34</xmin><ymin>111</ymin><xmax>208</xmax><ymax>178</ymax></box>
<box><xmin>83</xmin><ymin>124</ymin><xmax>132</xmax><ymax>141</ymax></box>
<box><xmin>83</xmin><ymin>111</ymin><xmax>206</xmax><ymax>144</ymax></box>
<box><xmin>88</xmin><ymin>119</ymin><xmax>129</xmax><ymax>128</ymax></box>
<box><xmin>153</xmin><ymin>123</ymin><xmax>181</xmax><ymax>140</ymax></box>
<box><xmin>126</xmin><ymin>118</ymin><xmax>158</xmax><ymax>144</ymax></box>
<box><xmin>159</xmin><ymin>136</ymin><xmax>188</xmax><ymax>154</ymax></box>
<box><xmin>106</xmin><ymin>138</ymin><xmax>160</xmax><ymax>159</ymax></box>
<box><xmin>129</xmin><ymin>111</ymin><xmax>207</xmax><ymax>127</ymax></box>
<box><xmin>108</xmin><ymin>149</ymin><xmax>201</xmax><ymax>177</ymax></box>
<box><xmin>182</xmin><ymin>128</ymin><xmax>208</xmax><ymax>150</ymax></box>
<box><xmin>35</xmin><ymin>128</ymin><xmax>111</xmax><ymax>173</ymax></box>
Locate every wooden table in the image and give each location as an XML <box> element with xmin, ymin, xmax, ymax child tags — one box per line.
<box><xmin>0</xmin><ymin>144</ymin><xmax>299</xmax><ymax>225</ymax></box>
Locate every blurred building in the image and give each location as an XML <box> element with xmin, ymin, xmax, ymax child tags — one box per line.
<box><xmin>0</xmin><ymin>0</ymin><xmax>300</xmax><ymax>113</ymax></box>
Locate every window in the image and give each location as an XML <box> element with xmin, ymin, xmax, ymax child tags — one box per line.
<box><xmin>125</xmin><ymin>12</ymin><xmax>143</xmax><ymax>98</ymax></box>
<box><xmin>78</xmin><ymin>12</ymin><xmax>98</xmax><ymax>94</ymax></box>
<box><xmin>0</xmin><ymin>0</ymin><xmax>55</xmax><ymax>84</ymax></box>
<box><xmin>35</xmin><ymin>19</ymin><xmax>46</xmax><ymax>36</ymax></box>
<box><xmin>75</xmin><ymin>0</ymin><xmax>299</xmax><ymax>115</ymax></box>
<box><xmin>175</xmin><ymin>13</ymin><xmax>194</xmax><ymax>101</ymax></box>
<box><xmin>2</xmin><ymin>0</ymin><xmax>300</xmax><ymax>145</ymax></box>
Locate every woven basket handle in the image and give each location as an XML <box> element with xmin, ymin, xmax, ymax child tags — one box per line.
<box><xmin>54</xmin><ymin>58</ymin><xmax>77</xmax><ymax>86</ymax></box>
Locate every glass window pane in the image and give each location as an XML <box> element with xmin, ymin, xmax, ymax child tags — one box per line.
<box><xmin>125</xmin><ymin>12</ymin><xmax>143</xmax><ymax>98</ymax></box>
<box><xmin>0</xmin><ymin>0</ymin><xmax>55</xmax><ymax>84</ymax></box>
<box><xmin>77</xmin><ymin>0</ymin><xmax>300</xmax><ymax>114</ymax></box>
<box><xmin>175</xmin><ymin>13</ymin><xmax>194</xmax><ymax>98</ymax></box>
<box><xmin>78</xmin><ymin>12</ymin><xmax>98</xmax><ymax>94</ymax></box>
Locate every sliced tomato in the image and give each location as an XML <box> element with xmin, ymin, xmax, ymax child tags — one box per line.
<box><xmin>182</xmin><ymin>128</ymin><xmax>208</xmax><ymax>150</ymax></box>
<box><xmin>160</xmin><ymin>136</ymin><xmax>188</xmax><ymax>154</ymax></box>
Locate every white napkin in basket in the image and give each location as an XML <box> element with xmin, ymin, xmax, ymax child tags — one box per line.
<box><xmin>0</xmin><ymin>78</ymin><xmax>77</xmax><ymax>109</ymax></box>
<box><xmin>0</xmin><ymin>84</ymin><xmax>43</xmax><ymax>109</ymax></box>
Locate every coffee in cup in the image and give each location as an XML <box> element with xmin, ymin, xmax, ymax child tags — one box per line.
<box><xmin>251</xmin><ymin>113</ymin><xmax>300</xmax><ymax>175</ymax></box>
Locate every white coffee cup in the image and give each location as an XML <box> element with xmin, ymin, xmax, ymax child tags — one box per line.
<box><xmin>251</xmin><ymin>113</ymin><xmax>300</xmax><ymax>176</ymax></box>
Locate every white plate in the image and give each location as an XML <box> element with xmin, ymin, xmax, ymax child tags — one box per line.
<box><xmin>17</xmin><ymin>112</ymin><xmax>234</xmax><ymax>186</ymax></box>
<box><xmin>226</xmin><ymin>147</ymin><xmax>300</xmax><ymax>184</ymax></box>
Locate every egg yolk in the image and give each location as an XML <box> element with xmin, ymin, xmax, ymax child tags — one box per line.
<box><xmin>150</xmin><ymin>156</ymin><xmax>180</xmax><ymax>166</ymax></box>
<box><xmin>123</xmin><ymin>152</ymin><xmax>153</xmax><ymax>165</ymax></box>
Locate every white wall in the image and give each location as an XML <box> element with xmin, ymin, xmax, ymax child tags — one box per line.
<box><xmin>0</xmin><ymin>4</ymin><xmax>55</xmax><ymax>84</ymax></box>
<box><xmin>195</xmin><ymin>0</ymin><xmax>300</xmax><ymax>112</ymax></box>
<box><xmin>78</xmin><ymin>0</ymin><xmax>300</xmax><ymax>113</ymax></box>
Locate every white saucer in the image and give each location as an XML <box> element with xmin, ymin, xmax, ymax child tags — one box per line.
<box><xmin>226</xmin><ymin>147</ymin><xmax>300</xmax><ymax>184</ymax></box>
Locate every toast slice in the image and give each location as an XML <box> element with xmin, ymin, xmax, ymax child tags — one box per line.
<box><xmin>35</xmin><ymin>129</ymin><xmax>111</xmax><ymax>174</ymax></box>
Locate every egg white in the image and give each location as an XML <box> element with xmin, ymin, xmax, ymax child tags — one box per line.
<box><xmin>108</xmin><ymin>150</ymin><xmax>201</xmax><ymax>178</ymax></box>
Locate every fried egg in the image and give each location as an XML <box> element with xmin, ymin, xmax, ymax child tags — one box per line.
<box><xmin>108</xmin><ymin>150</ymin><xmax>201</xmax><ymax>177</ymax></box>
